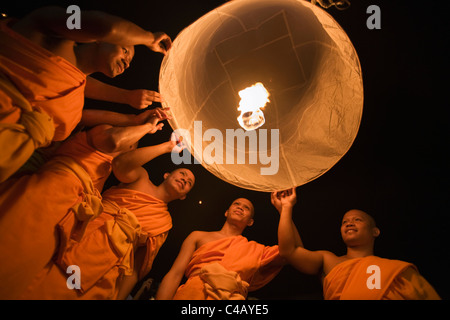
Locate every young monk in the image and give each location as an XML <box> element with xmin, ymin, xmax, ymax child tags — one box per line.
<box><xmin>17</xmin><ymin>138</ymin><xmax>195</xmax><ymax>299</ymax></box>
<box><xmin>275</xmin><ymin>188</ymin><xmax>441</xmax><ymax>300</ymax></box>
<box><xmin>155</xmin><ymin>197</ymin><xmax>289</xmax><ymax>300</ymax></box>
<box><xmin>0</xmin><ymin>6</ymin><xmax>171</xmax><ymax>182</ymax></box>
<box><xmin>0</xmin><ymin>109</ymin><xmax>171</xmax><ymax>299</ymax></box>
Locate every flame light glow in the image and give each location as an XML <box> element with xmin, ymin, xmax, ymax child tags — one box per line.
<box><xmin>237</xmin><ymin>82</ymin><xmax>270</xmax><ymax>131</ymax></box>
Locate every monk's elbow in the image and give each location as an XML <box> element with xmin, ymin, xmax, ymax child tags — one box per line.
<box><xmin>105</xmin><ymin>131</ymin><xmax>128</xmax><ymax>153</ymax></box>
<box><xmin>111</xmin><ymin>157</ymin><xmax>126</xmax><ymax>179</ymax></box>
<box><xmin>279</xmin><ymin>246</ymin><xmax>295</xmax><ymax>259</ymax></box>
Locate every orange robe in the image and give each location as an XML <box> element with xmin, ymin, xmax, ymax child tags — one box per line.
<box><xmin>0</xmin><ymin>132</ymin><xmax>111</xmax><ymax>299</ymax></box>
<box><xmin>52</xmin><ymin>131</ymin><xmax>113</xmax><ymax>192</ymax></box>
<box><xmin>323</xmin><ymin>256</ymin><xmax>441</xmax><ymax>300</ymax></box>
<box><xmin>20</xmin><ymin>187</ymin><xmax>172</xmax><ymax>300</ymax></box>
<box><xmin>0</xmin><ymin>157</ymin><xmax>103</xmax><ymax>299</ymax></box>
<box><xmin>0</xmin><ymin>19</ymin><xmax>86</xmax><ymax>182</ymax></box>
<box><xmin>173</xmin><ymin>236</ymin><xmax>284</xmax><ymax>300</ymax></box>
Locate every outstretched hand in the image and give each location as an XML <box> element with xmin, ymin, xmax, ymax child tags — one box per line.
<box><xmin>271</xmin><ymin>188</ymin><xmax>297</xmax><ymax>213</ymax></box>
<box><xmin>169</xmin><ymin>132</ymin><xmax>186</xmax><ymax>154</ymax></box>
<box><xmin>143</xmin><ymin>107</ymin><xmax>172</xmax><ymax>134</ymax></box>
<box><xmin>147</xmin><ymin>32</ymin><xmax>172</xmax><ymax>55</ymax></box>
<box><xmin>127</xmin><ymin>89</ymin><xmax>164</xmax><ymax>110</ymax></box>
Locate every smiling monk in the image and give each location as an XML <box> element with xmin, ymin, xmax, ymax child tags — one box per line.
<box><xmin>0</xmin><ymin>6</ymin><xmax>171</xmax><ymax>182</ymax></box>
<box><xmin>0</xmin><ymin>112</ymin><xmax>170</xmax><ymax>299</ymax></box>
<box><xmin>155</xmin><ymin>198</ymin><xmax>286</xmax><ymax>300</ymax></box>
<box><xmin>17</xmin><ymin>137</ymin><xmax>195</xmax><ymax>300</ymax></box>
<box><xmin>275</xmin><ymin>188</ymin><xmax>440</xmax><ymax>300</ymax></box>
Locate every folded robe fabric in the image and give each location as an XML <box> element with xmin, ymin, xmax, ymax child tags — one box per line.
<box><xmin>0</xmin><ymin>129</ymin><xmax>113</xmax><ymax>299</ymax></box>
<box><xmin>0</xmin><ymin>156</ymin><xmax>103</xmax><ymax>299</ymax></box>
<box><xmin>199</xmin><ymin>262</ymin><xmax>249</xmax><ymax>300</ymax></box>
<box><xmin>323</xmin><ymin>256</ymin><xmax>441</xmax><ymax>300</ymax></box>
<box><xmin>19</xmin><ymin>187</ymin><xmax>172</xmax><ymax>299</ymax></box>
<box><xmin>0</xmin><ymin>19</ymin><xmax>86</xmax><ymax>182</ymax></box>
<box><xmin>173</xmin><ymin>235</ymin><xmax>284</xmax><ymax>300</ymax></box>
<box><xmin>0</xmin><ymin>71</ymin><xmax>54</xmax><ymax>182</ymax></box>
<box><xmin>16</xmin><ymin>129</ymin><xmax>114</xmax><ymax>191</ymax></box>
<box><xmin>53</xmin><ymin>131</ymin><xmax>113</xmax><ymax>192</ymax></box>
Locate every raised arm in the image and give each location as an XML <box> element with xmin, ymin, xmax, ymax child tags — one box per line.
<box><xmin>271</xmin><ymin>188</ymin><xmax>303</xmax><ymax>248</ymax></box>
<box><xmin>81</xmin><ymin>107</ymin><xmax>169</xmax><ymax>128</ymax></box>
<box><xmin>273</xmin><ymin>189</ymin><xmax>326</xmax><ymax>275</ymax></box>
<box><xmin>155</xmin><ymin>231</ymin><xmax>200</xmax><ymax>300</ymax></box>
<box><xmin>14</xmin><ymin>6</ymin><xmax>171</xmax><ymax>54</ymax></box>
<box><xmin>81</xmin><ymin>109</ymin><xmax>141</xmax><ymax>128</ymax></box>
<box><xmin>85</xmin><ymin>77</ymin><xmax>164</xmax><ymax>110</ymax></box>
<box><xmin>112</xmin><ymin>133</ymin><xmax>184</xmax><ymax>184</ymax></box>
<box><xmin>84</xmin><ymin>107</ymin><xmax>170</xmax><ymax>153</ymax></box>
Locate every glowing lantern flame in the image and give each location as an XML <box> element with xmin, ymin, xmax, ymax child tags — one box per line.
<box><xmin>237</xmin><ymin>82</ymin><xmax>270</xmax><ymax>131</ymax></box>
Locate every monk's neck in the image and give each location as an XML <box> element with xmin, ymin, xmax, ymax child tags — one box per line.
<box><xmin>151</xmin><ymin>184</ymin><xmax>180</xmax><ymax>204</ymax></box>
<box><xmin>218</xmin><ymin>222</ymin><xmax>244</xmax><ymax>238</ymax></box>
<box><xmin>345</xmin><ymin>245</ymin><xmax>374</xmax><ymax>259</ymax></box>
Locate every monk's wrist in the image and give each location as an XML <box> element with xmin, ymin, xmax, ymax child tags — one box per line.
<box><xmin>281</xmin><ymin>204</ymin><xmax>293</xmax><ymax>211</ymax></box>
<box><xmin>164</xmin><ymin>140</ymin><xmax>176</xmax><ymax>153</ymax></box>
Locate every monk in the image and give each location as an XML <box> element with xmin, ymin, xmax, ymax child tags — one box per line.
<box><xmin>0</xmin><ymin>5</ymin><xmax>171</xmax><ymax>182</ymax></box>
<box><xmin>17</xmin><ymin>136</ymin><xmax>195</xmax><ymax>299</ymax></box>
<box><xmin>0</xmin><ymin>109</ymin><xmax>171</xmax><ymax>299</ymax></box>
<box><xmin>275</xmin><ymin>188</ymin><xmax>441</xmax><ymax>300</ymax></box>
<box><xmin>155</xmin><ymin>198</ymin><xmax>287</xmax><ymax>300</ymax></box>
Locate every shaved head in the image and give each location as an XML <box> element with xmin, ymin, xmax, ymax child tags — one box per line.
<box><xmin>343</xmin><ymin>209</ymin><xmax>377</xmax><ymax>228</ymax></box>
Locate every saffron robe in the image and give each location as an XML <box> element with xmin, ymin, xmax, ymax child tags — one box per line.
<box><xmin>173</xmin><ymin>236</ymin><xmax>284</xmax><ymax>300</ymax></box>
<box><xmin>0</xmin><ymin>131</ymin><xmax>112</xmax><ymax>299</ymax></box>
<box><xmin>53</xmin><ymin>131</ymin><xmax>113</xmax><ymax>192</ymax></box>
<box><xmin>0</xmin><ymin>156</ymin><xmax>103</xmax><ymax>299</ymax></box>
<box><xmin>19</xmin><ymin>187</ymin><xmax>172</xmax><ymax>300</ymax></box>
<box><xmin>0</xmin><ymin>19</ymin><xmax>86</xmax><ymax>182</ymax></box>
<box><xmin>323</xmin><ymin>256</ymin><xmax>441</xmax><ymax>300</ymax></box>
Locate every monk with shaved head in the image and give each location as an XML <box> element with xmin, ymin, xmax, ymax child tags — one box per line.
<box><xmin>275</xmin><ymin>188</ymin><xmax>440</xmax><ymax>300</ymax></box>
<box><xmin>0</xmin><ymin>6</ymin><xmax>171</xmax><ymax>182</ymax></box>
<box><xmin>155</xmin><ymin>197</ymin><xmax>286</xmax><ymax>300</ymax></box>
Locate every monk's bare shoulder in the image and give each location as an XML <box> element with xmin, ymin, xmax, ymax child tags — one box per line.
<box><xmin>319</xmin><ymin>250</ymin><xmax>349</xmax><ymax>275</ymax></box>
<box><xmin>118</xmin><ymin>171</ymin><xmax>156</xmax><ymax>195</ymax></box>
<box><xmin>191</xmin><ymin>231</ymin><xmax>225</xmax><ymax>249</ymax></box>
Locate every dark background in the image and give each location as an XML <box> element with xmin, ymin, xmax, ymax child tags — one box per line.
<box><xmin>2</xmin><ymin>0</ymin><xmax>448</xmax><ymax>300</ymax></box>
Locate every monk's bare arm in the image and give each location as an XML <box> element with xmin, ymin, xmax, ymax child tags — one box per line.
<box><xmin>81</xmin><ymin>109</ymin><xmax>138</xmax><ymax>128</ymax></box>
<box><xmin>278</xmin><ymin>207</ymin><xmax>329</xmax><ymax>275</ymax></box>
<box><xmin>276</xmin><ymin>190</ymin><xmax>329</xmax><ymax>275</ymax></box>
<box><xmin>13</xmin><ymin>6</ymin><xmax>171</xmax><ymax>53</ymax></box>
<box><xmin>276</xmin><ymin>193</ymin><xmax>300</xmax><ymax>257</ymax></box>
<box><xmin>155</xmin><ymin>231</ymin><xmax>200</xmax><ymax>300</ymax></box>
<box><xmin>272</xmin><ymin>189</ymin><xmax>303</xmax><ymax>250</ymax></box>
<box><xmin>84</xmin><ymin>108</ymin><xmax>172</xmax><ymax>155</ymax></box>
<box><xmin>85</xmin><ymin>77</ymin><xmax>163</xmax><ymax>110</ymax></box>
<box><xmin>86</xmin><ymin>123</ymin><xmax>152</xmax><ymax>156</ymax></box>
<box><xmin>82</xmin><ymin>107</ymin><xmax>169</xmax><ymax>128</ymax></box>
<box><xmin>112</xmin><ymin>140</ymin><xmax>175</xmax><ymax>184</ymax></box>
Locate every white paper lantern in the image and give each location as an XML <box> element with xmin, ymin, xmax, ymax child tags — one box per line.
<box><xmin>160</xmin><ymin>0</ymin><xmax>363</xmax><ymax>192</ymax></box>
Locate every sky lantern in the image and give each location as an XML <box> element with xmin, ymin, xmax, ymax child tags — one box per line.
<box><xmin>160</xmin><ymin>0</ymin><xmax>363</xmax><ymax>192</ymax></box>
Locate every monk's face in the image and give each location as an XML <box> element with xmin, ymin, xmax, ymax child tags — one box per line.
<box><xmin>164</xmin><ymin>168</ymin><xmax>195</xmax><ymax>200</ymax></box>
<box><xmin>98</xmin><ymin>43</ymin><xmax>135</xmax><ymax>77</ymax></box>
<box><xmin>225</xmin><ymin>198</ymin><xmax>254</xmax><ymax>227</ymax></box>
<box><xmin>340</xmin><ymin>210</ymin><xmax>379</xmax><ymax>246</ymax></box>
